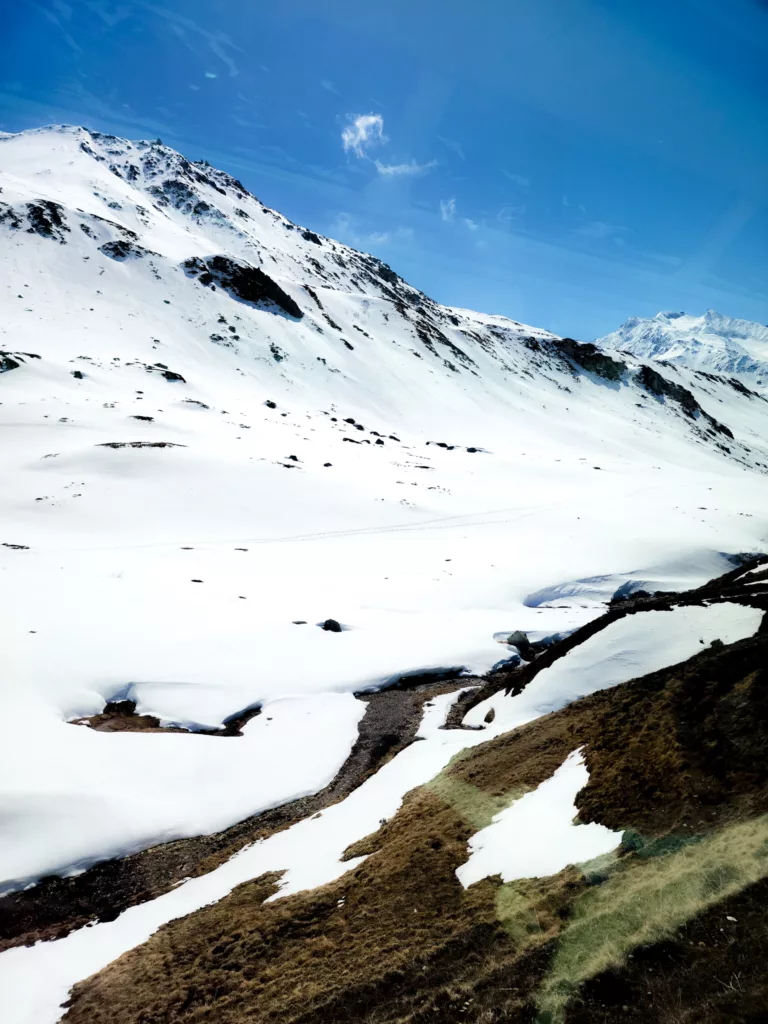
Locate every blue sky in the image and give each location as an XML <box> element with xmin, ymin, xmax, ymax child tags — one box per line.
<box><xmin>3</xmin><ymin>0</ymin><xmax>768</xmax><ymax>338</ymax></box>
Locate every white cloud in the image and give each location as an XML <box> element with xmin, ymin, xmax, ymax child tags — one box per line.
<box><xmin>342</xmin><ymin>113</ymin><xmax>386</xmax><ymax>158</ymax></box>
<box><xmin>463</xmin><ymin>217</ymin><xmax>479</xmax><ymax>231</ymax></box>
<box><xmin>374</xmin><ymin>158</ymin><xmax>436</xmax><ymax>176</ymax></box>
<box><xmin>321</xmin><ymin>79</ymin><xmax>341</xmax><ymax>95</ymax></box>
<box><xmin>501</xmin><ymin>169</ymin><xmax>529</xmax><ymax>188</ymax></box>
<box><xmin>440</xmin><ymin>198</ymin><xmax>456</xmax><ymax>221</ymax></box>
<box><xmin>205</xmin><ymin>71</ymin><xmax>217</xmax><ymax>79</ymax></box>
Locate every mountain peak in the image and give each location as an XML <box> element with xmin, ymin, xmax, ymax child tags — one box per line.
<box><xmin>598</xmin><ymin>309</ymin><xmax>768</xmax><ymax>381</ymax></box>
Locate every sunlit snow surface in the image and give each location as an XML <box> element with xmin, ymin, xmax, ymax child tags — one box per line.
<box><xmin>0</xmin><ymin>602</ymin><xmax>761</xmax><ymax>1024</ymax></box>
<box><xmin>463</xmin><ymin>603</ymin><xmax>761</xmax><ymax>729</ymax></box>
<box><xmin>456</xmin><ymin>749</ymin><xmax>622</xmax><ymax>888</ymax></box>
<box><xmin>1</xmin><ymin>127</ymin><xmax>768</xmax><ymax>1018</ymax></box>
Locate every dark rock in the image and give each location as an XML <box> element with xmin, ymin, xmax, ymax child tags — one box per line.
<box><xmin>25</xmin><ymin>201</ymin><xmax>70</xmax><ymax>242</ymax></box>
<box><xmin>182</xmin><ymin>255</ymin><xmax>302</xmax><ymax>318</ymax></box>
<box><xmin>552</xmin><ymin>338</ymin><xmax>626</xmax><ymax>381</ymax></box>
<box><xmin>71</xmin><ymin>370</ymin><xmax>84</xmax><ymax>379</ymax></box>
<box><xmin>98</xmin><ymin>239</ymin><xmax>157</xmax><ymax>260</ymax></box>
<box><xmin>265</xmin><ymin>400</ymin><xmax>277</xmax><ymax>409</ymax></box>
<box><xmin>97</xmin><ymin>441</ymin><xmax>185</xmax><ymax>449</ymax></box>
<box><xmin>162</xmin><ymin>370</ymin><xmax>185</xmax><ymax>382</ymax></box>
<box><xmin>636</xmin><ymin>364</ymin><xmax>734</xmax><ymax>437</ymax></box>
<box><xmin>0</xmin><ymin>203</ymin><xmax>22</xmax><ymax>230</ymax></box>
<box><xmin>0</xmin><ymin>353</ymin><xmax>21</xmax><ymax>373</ymax></box>
<box><xmin>320</xmin><ymin>618</ymin><xmax>343</xmax><ymax>632</ymax></box>
<box><xmin>303</xmin><ymin>284</ymin><xmax>323</xmax><ymax>309</ymax></box>
<box><xmin>301</xmin><ymin>229</ymin><xmax>322</xmax><ymax>245</ymax></box>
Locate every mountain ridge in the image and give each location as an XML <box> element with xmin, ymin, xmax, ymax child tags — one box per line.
<box><xmin>597</xmin><ymin>309</ymin><xmax>768</xmax><ymax>383</ymax></box>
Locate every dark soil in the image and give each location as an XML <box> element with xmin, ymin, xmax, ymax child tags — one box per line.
<box><xmin>69</xmin><ymin>699</ymin><xmax>262</xmax><ymax>737</ymax></box>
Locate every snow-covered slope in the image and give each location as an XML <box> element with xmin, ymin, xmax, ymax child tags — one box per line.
<box><xmin>598</xmin><ymin>309</ymin><xmax>768</xmax><ymax>383</ymax></box>
<box><xmin>2</xmin><ymin>125</ymin><xmax>768</xmax><ymax>896</ymax></box>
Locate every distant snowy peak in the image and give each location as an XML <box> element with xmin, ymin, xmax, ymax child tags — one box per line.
<box><xmin>598</xmin><ymin>310</ymin><xmax>768</xmax><ymax>382</ymax></box>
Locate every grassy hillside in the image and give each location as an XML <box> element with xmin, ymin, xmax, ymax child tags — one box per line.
<box><xmin>61</xmin><ymin>579</ymin><xmax>768</xmax><ymax>1023</ymax></box>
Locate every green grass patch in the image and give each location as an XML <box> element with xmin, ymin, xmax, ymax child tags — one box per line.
<box><xmin>536</xmin><ymin>813</ymin><xmax>768</xmax><ymax>1022</ymax></box>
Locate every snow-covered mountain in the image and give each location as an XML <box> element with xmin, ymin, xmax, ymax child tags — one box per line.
<box><xmin>597</xmin><ymin>309</ymin><xmax>768</xmax><ymax>382</ymax></box>
<box><xmin>3</xmin><ymin>127</ymin><xmax>768</xmax><ymax>1021</ymax></box>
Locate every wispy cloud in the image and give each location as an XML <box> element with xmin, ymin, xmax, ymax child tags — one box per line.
<box><xmin>463</xmin><ymin>217</ymin><xmax>479</xmax><ymax>231</ymax></box>
<box><xmin>497</xmin><ymin>204</ymin><xmax>526</xmax><ymax>225</ymax></box>
<box><xmin>342</xmin><ymin>113</ymin><xmax>386</xmax><ymax>158</ymax></box>
<box><xmin>501</xmin><ymin>169</ymin><xmax>529</xmax><ymax>188</ymax></box>
<box><xmin>437</xmin><ymin>134</ymin><xmax>465</xmax><ymax>160</ymax></box>
<box><xmin>440</xmin><ymin>197</ymin><xmax>456</xmax><ymax>221</ymax></box>
<box><xmin>26</xmin><ymin>0</ymin><xmax>80</xmax><ymax>53</ymax></box>
<box><xmin>375</xmin><ymin>158</ymin><xmax>436</xmax><ymax>176</ymax></box>
<box><xmin>574</xmin><ymin>220</ymin><xmax>627</xmax><ymax>241</ymax></box>
<box><xmin>205</xmin><ymin>71</ymin><xmax>217</xmax><ymax>79</ymax></box>
<box><xmin>321</xmin><ymin>79</ymin><xmax>341</xmax><ymax>96</ymax></box>
<box><xmin>333</xmin><ymin>212</ymin><xmax>413</xmax><ymax>248</ymax></box>
<box><xmin>140</xmin><ymin>3</ymin><xmax>243</xmax><ymax>77</ymax></box>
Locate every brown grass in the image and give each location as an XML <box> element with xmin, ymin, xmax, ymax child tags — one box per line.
<box><xmin>62</xmin><ymin>629</ymin><xmax>768</xmax><ymax>1024</ymax></box>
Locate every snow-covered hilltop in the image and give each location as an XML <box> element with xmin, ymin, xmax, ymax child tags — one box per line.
<box><xmin>597</xmin><ymin>309</ymin><xmax>768</xmax><ymax>383</ymax></box>
<box><xmin>2</xmin><ymin>123</ymin><xmax>768</xmax><ymax>910</ymax></box>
